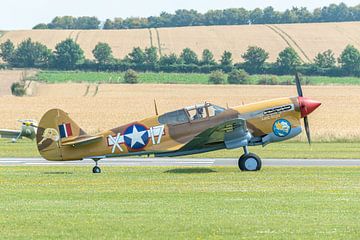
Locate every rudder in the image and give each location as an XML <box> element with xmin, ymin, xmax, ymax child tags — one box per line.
<box><xmin>36</xmin><ymin>109</ymin><xmax>86</xmax><ymax>160</ymax></box>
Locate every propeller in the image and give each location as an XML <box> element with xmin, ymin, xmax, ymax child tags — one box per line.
<box><xmin>295</xmin><ymin>73</ymin><xmax>311</xmax><ymax>145</ymax></box>
<box><xmin>295</xmin><ymin>73</ymin><xmax>303</xmax><ymax>97</ymax></box>
<box><xmin>18</xmin><ymin>119</ymin><xmax>38</xmax><ymax>128</ymax></box>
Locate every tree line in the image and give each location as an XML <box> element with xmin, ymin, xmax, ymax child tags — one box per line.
<box><xmin>33</xmin><ymin>3</ymin><xmax>360</xmax><ymax>30</ymax></box>
<box><xmin>1</xmin><ymin>38</ymin><xmax>360</xmax><ymax>77</ymax></box>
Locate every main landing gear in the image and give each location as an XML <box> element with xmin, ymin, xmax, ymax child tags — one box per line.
<box><xmin>92</xmin><ymin>159</ymin><xmax>101</xmax><ymax>174</ymax></box>
<box><xmin>238</xmin><ymin>146</ymin><xmax>262</xmax><ymax>171</ymax></box>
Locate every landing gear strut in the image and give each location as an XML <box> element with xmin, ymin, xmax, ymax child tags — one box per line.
<box><xmin>238</xmin><ymin>146</ymin><xmax>262</xmax><ymax>171</ymax></box>
<box><xmin>92</xmin><ymin>159</ymin><xmax>101</xmax><ymax>174</ymax></box>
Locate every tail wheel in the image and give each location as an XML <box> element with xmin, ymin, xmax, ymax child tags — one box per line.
<box><xmin>238</xmin><ymin>153</ymin><xmax>262</xmax><ymax>171</ymax></box>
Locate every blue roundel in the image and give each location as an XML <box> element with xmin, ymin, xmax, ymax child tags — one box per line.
<box><xmin>124</xmin><ymin>124</ymin><xmax>149</xmax><ymax>150</ymax></box>
<box><xmin>273</xmin><ymin>119</ymin><xmax>291</xmax><ymax>137</ymax></box>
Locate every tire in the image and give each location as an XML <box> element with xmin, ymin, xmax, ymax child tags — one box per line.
<box><xmin>238</xmin><ymin>153</ymin><xmax>262</xmax><ymax>171</ymax></box>
<box><xmin>92</xmin><ymin>166</ymin><xmax>101</xmax><ymax>174</ymax></box>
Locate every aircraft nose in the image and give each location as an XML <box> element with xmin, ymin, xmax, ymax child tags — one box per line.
<box><xmin>298</xmin><ymin>97</ymin><xmax>321</xmax><ymax>118</ymax></box>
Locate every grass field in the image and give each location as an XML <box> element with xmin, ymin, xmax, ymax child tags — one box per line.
<box><xmin>1</xmin><ymin>166</ymin><xmax>360</xmax><ymax>239</ymax></box>
<box><xmin>1</xmin><ymin>139</ymin><xmax>359</xmax><ymax>159</ymax></box>
<box><xmin>34</xmin><ymin>71</ymin><xmax>360</xmax><ymax>85</ymax></box>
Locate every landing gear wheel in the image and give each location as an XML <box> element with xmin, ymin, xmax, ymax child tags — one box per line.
<box><xmin>92</xmin><ymin>166</ymin><xmax>101</xmax><ymax>174</ymax></box>
<box><xmin>238</xmin><ymin>153</ymin><xmax>262</xmax><ymax>171</ymax></box>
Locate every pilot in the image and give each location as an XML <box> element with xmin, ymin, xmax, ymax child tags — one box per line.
<box><xmin>193</xmin><ymin>107</ymin><xmax>204</xmax><ymax>120</ymax></box>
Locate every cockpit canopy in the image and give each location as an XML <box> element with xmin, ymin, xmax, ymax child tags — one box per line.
<box><xmin>158</xmin><ymin>103</ymin><xmax>225</xmax><ymax>125</ymax></box>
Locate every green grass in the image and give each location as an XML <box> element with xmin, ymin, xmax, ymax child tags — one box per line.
<box><xmin>1</xmin><ymin>139</ymin><xmax>359</xmax><ymax>159</ymax></box>
<box><xmin>35</xmin><ymin>71</ymin><xmax>210</xmax><ymax>84</ymax></box>
<box><xmin>34</xmin><ymin>71</ymin><xmax>360</xmax><ymax>85</ymax></box>
<box><xmin>0</xmin><ymin>139</ymin><xmax>39</xmax><ymax>157</ymax></box>
<box><xmin>1</xmin><ymin>166</ymin><xmax>360</xmax><ymax>239</ymax></box>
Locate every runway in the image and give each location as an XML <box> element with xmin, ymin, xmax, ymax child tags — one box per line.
<box><xmin>1</xmin><ymin>158</ymin><xmax>360</xmax><ymax>167</ymax></box>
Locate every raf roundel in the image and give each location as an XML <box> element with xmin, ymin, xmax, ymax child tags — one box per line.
<box><xmin>123</xmin><ymin>124</ymin><xmax>149</xmax><ymax>150</ymax></box>
<box><xmin>272</xmin><ymin>119</ymin><xmax>291</xmax><ymax>137</ymax></box>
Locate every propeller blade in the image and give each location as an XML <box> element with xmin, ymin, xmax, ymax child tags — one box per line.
<box><xmin>304</xmin><ymin>116</ymin><xmax>311</xmax><ymax>145</ymax></box>
<box><xmin>295</xmin><ymin>73</ymin><xmax>303</xmax><ymax>97</ymax></box>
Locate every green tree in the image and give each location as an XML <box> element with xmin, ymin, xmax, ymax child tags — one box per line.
<box><xmin>201</xmin><ymin>49</ymin><xmax>216</xmax><ymax>65</ymax></box>
<box><xmin>314</xmin><ymin>49</ymin><xmax>336</xmax><ymax>68</ymax></box>
<box><xmin>227</xmin><ymin>69</ymin><xmax>249</xmax><ymax>84</ymax></box>
<box><xmin>159</xmin><ymin>53</ymin><xmax>178</xmax><ymax>65</ymax></box>
<box><xmin>124</xmin><ymin>69</ymin><xmax>139</xmax><ymax>84</ymax></box>
<box><xmin>173</xmin><ymin>9</ymin><xmax>202</xmax><ymax>26</ymax></box>
<box><xmin>11</xmin><ymin>82</ymin><xmax>26</xmax><ymax>96</ymax></box>
<box><xmin>263</xmin><ymin>6</ymin><xmax>280</xmax><ymax>24</ymax></box>
<box><xmin>338</xmin><ymin>45</ymin><xmax>360</xmax><ymax>74</ymax></box>
<box><xmin>103</xmin><ymin>19</ymin><xmax>114</xmax><ymax>29</ymax></box>
<box><xmin>92</xmin><ymin>42</ymin><xmax>113</xmax><ymax>64</ymax></box>
<box><xmin>33</xmin><ymin>23</ymin><xmax>49</xmax><ymax>29</ymax></box>
<box><xmin>276</xmin><ymin>47</ymin><xmax>301</xmax><ymax>73</ymax></box>
<box><xmin>53</xmin><ymin>38</ymin><xmax>84</xmax><ymax>69</ymax></box>
<box><xmin>208</xmin><ymin>70</ymin><xmax>225</xmax><ymax>84</ymax></box>
<box><xmin>112</xmin><ymin>18</ymin><xmax>124</xmax><ymax>29</ymax></box>
<box><xmin>49</xmin><ymin>16</ymin><xmax>76</xmax><ymax>29</ymax></box>
<box><xmin>75</xmin><ymin>16</ymin><xmax>100</xmax><ymax>29</ymax></box>
<box><xmin>220</xmin><ymin>51</ymin><xmax>233</xmax><ymax>66</ymax></box>
<box><xmin>242</xmin><ymin>46</ymin><xmax>269</xmax><ymax>73</ymax></box>
<box><xmin>145</xmin><ymin>47</ymin><xmax>159</xmax><ymax>64</ymax></box>
<box><xmin>250</xmin><ymin>8</ymin><xmax>264</xmax><ymax>24</ymax></box>
<box><xmin>128</xmin><ymin>47</ymin><xmax>146</xmax><ymax>64</ymax></box>
<box><xmin>0</xmin><ymin>39</ymin><xmax>15</xmax><ymax>64</ymax></box>
<box><xmin>204</xmin><ymin>10</ymin><xmax>225</xmax><ymax>25</ymax></box>
<box><xmin>12</xmin><ymin>38</ymin><xmax>52</xmax><ymax>67</ymax></box>
<box><xmin>180</xmin><ymin>48</ymin><xmax>198</xmax><ymax>64</ymax></box>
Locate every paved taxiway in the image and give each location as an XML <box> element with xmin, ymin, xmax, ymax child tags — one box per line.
<box><xmin>1</xmin><ymin>158</ymin><xmax>360</xmax><ymax>167</ymax></box>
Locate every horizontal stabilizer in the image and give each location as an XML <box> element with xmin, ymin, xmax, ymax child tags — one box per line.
<box><xmin>61</xmin><ymin>135</ymin><xmax>103</xmax><ymax>148</ymax></box>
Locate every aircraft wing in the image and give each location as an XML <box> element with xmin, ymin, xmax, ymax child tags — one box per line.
<box><xmin>0</xmin><ymin>129</ymin><xmax>22</xmax><ymax>139</ymax></box>
<box><xmin>181</xmin><ymin>118</ymin><xmax>251</xmax><ymax>151</ymax></box>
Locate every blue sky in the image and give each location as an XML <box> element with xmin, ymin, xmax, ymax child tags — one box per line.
<box><xmin>1</xmin><ymin>0</ymin><xmax>359</xmax><ymax>30</ymax></box>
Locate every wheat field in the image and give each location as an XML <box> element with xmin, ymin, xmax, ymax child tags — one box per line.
<box><xmin>0</xmin><ymin>83</ymin><xmax>358</xmax><ymax>141</ymax></box>
<box><xmin>1</xmin><ymin>22</ymin><xmax>360</xmax><ymax>62</ymax></box>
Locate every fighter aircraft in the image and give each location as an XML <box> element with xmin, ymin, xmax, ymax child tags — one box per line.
<box><xmin>0</xmin><ymin>120</ymin><xmax>37</xmax><ymax>143</ymax></box>
<box><xmin>36</xmin><ymin>74</ymin><xmax>321</xmax><ymax>173</ymax></box>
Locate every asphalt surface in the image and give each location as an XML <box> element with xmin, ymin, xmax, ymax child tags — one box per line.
<box><xmin>1</xmin><ymin>158</ymin><xmax>360</xmax><ymax>167</ymax></box>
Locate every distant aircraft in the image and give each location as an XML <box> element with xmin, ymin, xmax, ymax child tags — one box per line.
<box><xmin>36</xmin><ymin>74</ymin><xmax>321</xmax><ymax>173</ymax></box>
<box><xmin>0</xmin><ymin>120</ymin><xmax>37</xmax><ymax>143</ymax></box>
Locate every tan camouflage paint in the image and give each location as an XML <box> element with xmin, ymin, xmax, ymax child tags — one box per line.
<box><xmin>37</xmin><ymin>97</ymin><xmax>302</xmax><ymax>161</ymax></box>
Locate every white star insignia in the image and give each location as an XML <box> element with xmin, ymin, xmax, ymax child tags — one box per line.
<box><xmin>126</xmin><ymin>125</ymin><xmax>146</xmax><ymax>148</ymax></box>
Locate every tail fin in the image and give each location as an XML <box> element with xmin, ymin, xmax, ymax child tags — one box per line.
<box><xmin>36</xmin><ymin>109</ymin><xmax>86</xmax><ymax>160</ymax></box>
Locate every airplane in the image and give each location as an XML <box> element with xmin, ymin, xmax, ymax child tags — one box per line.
<box><xmin>36</xmin><ymin>74</ymin><xmax>321</xmax><ymax>173</ymax></box>
<box><xmin>0</xmin><ymin>120</ymin><xmax>37</xmax><ymax>143</ymax></box>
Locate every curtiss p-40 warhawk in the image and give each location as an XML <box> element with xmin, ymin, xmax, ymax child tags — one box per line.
<box><xmin>36</xmin><ymin>74</ymin><xmax>321</xmax><ymax>173</ymax></box>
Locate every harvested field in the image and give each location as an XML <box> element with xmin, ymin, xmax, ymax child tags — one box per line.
<box><xmin>0</xmin><ymin>83</ymin><xmax>358</xmax><ymax>141</ymax></box>
<box><xmin>157</xmin><ymin>25</ymin><xmax>287</xmax><ymax>62</ymax></box>
<box><xmin>1</xmin><ymin>22</ymin><xmax>360</xmax><ymax>62</ymax></box>
<box><xmin>74</xmin><ymin>29</ymin><xmax>151</xmax><ymax>59</ymax></box>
